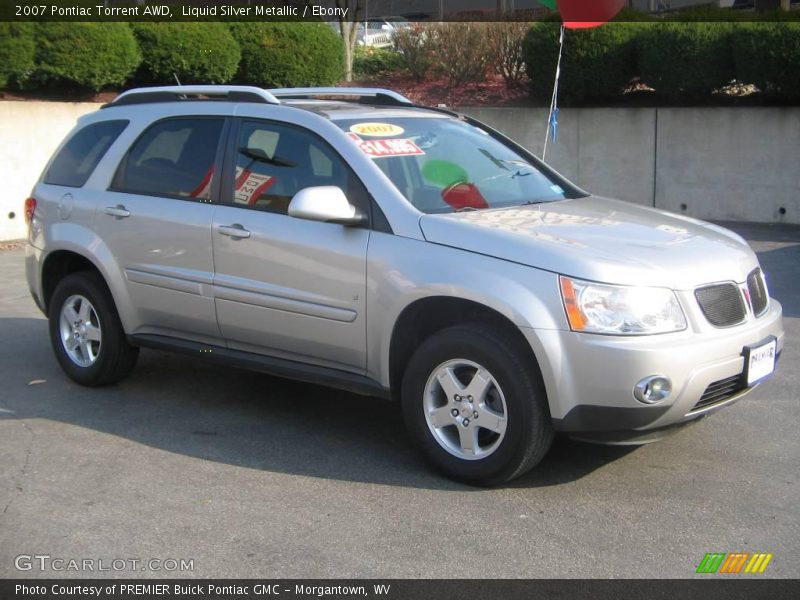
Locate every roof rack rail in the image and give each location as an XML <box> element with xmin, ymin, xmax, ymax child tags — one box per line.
<box><xmin>104</xmin><ymin>86</ymin><xmax>280</xmax><ymax>108</ymax></box>
<box><xmin>268</xmin><ymin>87</ymin><xmax>413</xmax><ymax>106</ymax></box>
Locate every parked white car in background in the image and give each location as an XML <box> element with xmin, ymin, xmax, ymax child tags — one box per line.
<box><xmin>329</xmin><ymin>21</ymin><xmax>397</xmax><ymax>48</ymax></box>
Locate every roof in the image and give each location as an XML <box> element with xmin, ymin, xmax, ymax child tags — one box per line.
<box><xmin>280</xmin><ymin>99</ymin><xmax>451</xmax><ymax>121</ymax></box>
<box><xmin>103</xmin><ymin>86</ymin><xmax>457</xmax><ymax>122</ymax></box>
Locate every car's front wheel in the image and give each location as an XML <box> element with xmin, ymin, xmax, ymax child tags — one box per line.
<box><xmin>48</xmin><ymin>272</ymin><xmax>138</xmax><ymax>386</ymax></box>
<box><xmin>401</xmin><ymin>323</ymin><xmax>553</xmax><ymax>485</ymax></box>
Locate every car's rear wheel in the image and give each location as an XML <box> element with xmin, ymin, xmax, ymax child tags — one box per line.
<box><xmin>48</xmin><ymin>272</ymin><xmax>138</xmax><ymax>386</ymax></box>
<box><xmin>402</xmin><ymin>323</ymin><xmax>554</xmax><ymax>486</ymax></box>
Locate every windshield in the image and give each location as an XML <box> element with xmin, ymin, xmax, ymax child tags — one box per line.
<box><xmin>334</xmin><ymin>116</ymin><xmax>569</xmax><ymax>214</ymax></box>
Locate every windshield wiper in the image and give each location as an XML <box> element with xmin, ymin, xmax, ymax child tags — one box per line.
<box><xmin>477</xmin><ymin>150</ymin><xmax>536</xmax><ymax>181</ymax></box>
<box><xmin>480</xmin><ymin>149</ymin><xmax>536</xmax><ymax>173</ymax></box>
<box><xmin>478</xmin><ymin>148</ymin><xmax>510</xmax><ymax>171</ymax></box>
<box><xmin>239</xmin><ymin>147</ymin><xmax>296</xmax><ymax>168</ymax></box>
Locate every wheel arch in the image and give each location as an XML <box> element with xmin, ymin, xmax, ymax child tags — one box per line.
<box><xmin>41</xmin><ymin>249</ymin><xmax>103</xmax><ymax>312</ymax></box>
<box><xmin>387</xmin><ymin>296</ymin><xmax>544</xmax><ymax>403</ymax></box>
<box><xmin>39</xmin><ymin>236</ymin><xmax>134</xmax><ymax>333</ymax></box>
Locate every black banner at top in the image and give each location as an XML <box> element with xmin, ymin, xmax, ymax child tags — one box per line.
<box><xmin>2</xmin><ymin>0</ymin><xmax>799</xmax><ymax>23</ymax></box>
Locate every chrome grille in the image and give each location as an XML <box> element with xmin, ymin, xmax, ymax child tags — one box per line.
<box><xmin>747</xmin><ymin>268</ymin><xmax>768</xmax><ymax>317</ymax></box>
<box><xmin>695</xmin><ymin>283</ymin><xmax>746</xmax><ymax>327</ymax></box>
<box><xmin>692</xmin><ymin>374</ymin><xmax>746</xmax><ymax>412</ymax></box>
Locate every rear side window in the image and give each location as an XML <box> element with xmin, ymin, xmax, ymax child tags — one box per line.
<box><xmin>112</xmin><ymin>118</ymin><xmax>224</xmax><ymax>201</ymax></box>
<box><xmin>44</xmin><ymin>120</ymin><xmax>128</xmax><ymax>188</ymax></box>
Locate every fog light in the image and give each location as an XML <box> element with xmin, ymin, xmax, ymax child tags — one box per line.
<box><xmin>633</xmin><ymin>376</ymin><xmax>672</xmax><ymax>404</ymax></box>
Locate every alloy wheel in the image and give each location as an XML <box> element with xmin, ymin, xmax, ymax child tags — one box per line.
<box><xmin>59</xmin><ymin>294</ymin><xmax>102</xmax><ymax>367</ymax></box>
<box><xmin>422</xmin><ymin>359</ymin><xmax>508</xmax><ymax>460</ymax></box>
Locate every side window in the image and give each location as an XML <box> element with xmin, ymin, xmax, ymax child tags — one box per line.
<box><xmin>112</xmin><ymin>118</ymin><xmax>224</xmax><ymax>201</ymax></box>
<box><xmin>309</xmin><ymin>145</ymin><xmax>333</xmax><ymax>178</ymax></box>
<box><xmin>44</xmin><ymin>120</ymin><xmax>128</xmax><ymax>188</ymax></box>
<box><xmin>230</xmin><ymin>121</ymin><xmax>360</xmax><ymax>215</ymax></box>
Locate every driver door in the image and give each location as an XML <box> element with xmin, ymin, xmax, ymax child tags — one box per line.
<box><xmin>211</xmin><ymin>119</ymin><xmax>371</xmax><ymax>373</ymax></box>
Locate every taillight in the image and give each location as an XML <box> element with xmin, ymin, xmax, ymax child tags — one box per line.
<box><xmin>24</xmin><ymin>197</ymin><xmax>36</xmax><ymax>226</ymax></box>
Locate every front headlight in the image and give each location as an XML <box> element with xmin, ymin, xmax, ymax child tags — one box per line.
<box><xmin>559</xmin><ymin>276</ymin><xmax>687</xmax><ymax>335</ymax></box>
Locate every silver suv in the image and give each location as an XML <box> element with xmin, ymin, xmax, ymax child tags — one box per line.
<box><xmin>25</xmin><ymin>86</ymin><xmax>784</xmax><ymax>485</ymax></box>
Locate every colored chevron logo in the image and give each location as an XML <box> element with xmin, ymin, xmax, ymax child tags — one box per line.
<box><xmin>696</xmin><ymin>552</ymin><xmax>773</xmax><ymax>574</ymax></box>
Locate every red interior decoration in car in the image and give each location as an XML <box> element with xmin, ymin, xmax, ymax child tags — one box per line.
<box><xmin>441</xmin><ymin>183</ymin><xmax>489</xmax><ymax>210</ymax></box>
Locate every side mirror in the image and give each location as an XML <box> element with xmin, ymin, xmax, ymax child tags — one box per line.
<box><xmin>288</xmin><ymin>186</ymin><xmax>367</xmax><ymax>226</ymax></box>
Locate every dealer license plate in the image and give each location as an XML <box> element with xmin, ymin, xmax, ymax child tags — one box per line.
<box><xmin>744</xmin><ymin>338</ymin><xmax>777</xmax><ymax>386</ymax></box>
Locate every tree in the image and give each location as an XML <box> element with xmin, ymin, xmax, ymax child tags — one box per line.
<box><xmin>334</xmin><ymin>0</ymin><xmax>366</xmax><ymax>82</ymax></box>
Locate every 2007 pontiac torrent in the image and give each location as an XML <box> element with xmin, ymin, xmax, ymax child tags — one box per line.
<box><xmin>25</xmin><ymin>86</ymin><xmax>783</xmax><ymax>484</ymax></box>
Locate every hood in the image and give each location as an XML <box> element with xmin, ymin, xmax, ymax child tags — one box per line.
<box><xmin>419</xmin><ymin>196</ymin><xmax>758</xmax><ymax>290</ymax></box>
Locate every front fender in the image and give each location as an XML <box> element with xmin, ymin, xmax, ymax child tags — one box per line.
<box><xmin>366</xmin><ymin>233</ymin><xmax>568</xmax><ymax>386</ymax></box>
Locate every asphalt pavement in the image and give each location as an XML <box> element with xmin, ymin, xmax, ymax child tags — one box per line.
<box><xmin>0</xmin><ymin>222</ymin><xmax>798</xmax><ymax>579</ymax></box>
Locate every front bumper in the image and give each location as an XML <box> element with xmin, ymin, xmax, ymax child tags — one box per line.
<box><xmin>522</xmin><ymin>298</ymin><xmax>784</xmax><ymax>442</ymax></box>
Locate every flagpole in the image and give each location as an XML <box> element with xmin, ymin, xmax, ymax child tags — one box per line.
<box><xmin>543</xmin><ymin>25</ymin><xmax>565</xmax><ymax>162</ymax></box>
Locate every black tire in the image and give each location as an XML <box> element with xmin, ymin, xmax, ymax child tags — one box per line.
<box><xmin>48</xmin><ymin>271</ymin><xmax>138</xmax><ymax>386</ymax></box>
<box><xmin>401</xmin><ymin>323</ymin><xmax>553</xmax><ymax>486</ymax></box>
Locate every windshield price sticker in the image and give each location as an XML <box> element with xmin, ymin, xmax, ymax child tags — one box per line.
<box><xmin>350</xmin><ymin>137</ymin><xmax>425</xmax><ymax>159</ymax></box>
<box><xmin>350</xmin><ymin>123</ymin><xmax>405</xmax><ymax>137</ymax></box>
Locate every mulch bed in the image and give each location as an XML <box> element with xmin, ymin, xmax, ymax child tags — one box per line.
<box><xmin>347</xmin><ymin>73</ymin><xmax>531</xmax><ymax>108</ymax></box>
<box><xmin>0</xmin><ymin>89</ymin><xmax>116</xmax><ymax>103</ymax></box>
<box><xmin>0</xmin><ymin>75</ymin><xmax>790</xmax><ymax>109</ymax></box>
<box><xmin>0</xmin><ymin>77</ymin><xmax>531</xmax><ymax>108</ymax></box>
<box><xmin>0</xmin><ymin>240</ymin><xmax>25</xmax><ymax>251</ymax></box>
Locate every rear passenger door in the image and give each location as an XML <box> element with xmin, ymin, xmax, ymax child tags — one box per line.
<box><xmin>96</xmin><ymin>116</ymin><xmax>227</xmax><ymax>342</ymax></box>
<box><xmin>211</xmin><ymin>119</ymin><xmax>371</xmax><ymax>372</ymax></box>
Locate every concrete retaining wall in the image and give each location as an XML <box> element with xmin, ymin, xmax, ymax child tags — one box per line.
<box><xmin>0</xmin><ymin>102</ymin><xmax>797</xmax><ymax>240</ymax></box>
<box><xmin>0</xmin><ymin>101</ymin><xmax>101</xmax><ymax>241</ymax></box>
<box><xmin>463</xmin><ymin>106</ymin><xmax>800</xmax><ymax>225</ymax></box>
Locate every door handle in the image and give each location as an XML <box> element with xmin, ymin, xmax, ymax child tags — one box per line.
<box><xmin>217</xmin><ymin>224</ymin><xmax>251</xmax><ymax>239</ymax></box>
<box><xmin>104</xmin><ymin>205</ymin><xmax>131</xmax><ymax>219</ymax></box>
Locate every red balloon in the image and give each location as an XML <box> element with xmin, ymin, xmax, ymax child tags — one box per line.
<box><xmin>557</xmin><ymin>0</ymin><xmax>626</xmax><ymax>29</ymax></box>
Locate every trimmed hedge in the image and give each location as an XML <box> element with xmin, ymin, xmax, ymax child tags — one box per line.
<box><xmin>132</xmin><ymin>23</ymin><xmax>240</xmax><ymax>85</ymax></box>
<box><xmin>34</xmin><ymin>23</ymin><xmax>140</xmax><ymax>91</ymax></box>
<box><xmin>353</xmin><ymin>46</ymin><xmax>403</xmax><ymax>80</ymax></box>
<box><xmin>229</xmin><ymin>23</ymin><xmax>343</xmax><ymax>87</ymax></box>
<box><xmin>638</xmin><ymin>23</ymin><xmax>734</xmax><ymax>99</ymax></box>
<box><xmin>732</xmin><ymin>22</ymin><xmax>800</xmax><ymax>99</ymax></box>
<box><xmin>0</xmin><ymin>23</ymin><xmax>35</xmax><ymax>89</ymax></box>
<box><xmin>524</xmin><ymin>22</ymin><xmax>641</xmax><ymax>103</ymax></box>
<box><xmin>663</xmin><ymin>5</ymin><xmax>800</xmax><ymax>22</ymax></box>
<box><xmin>523</xmin><ymin>14</ymin><xmax>800</xmax><ymax>103</ymax></box>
